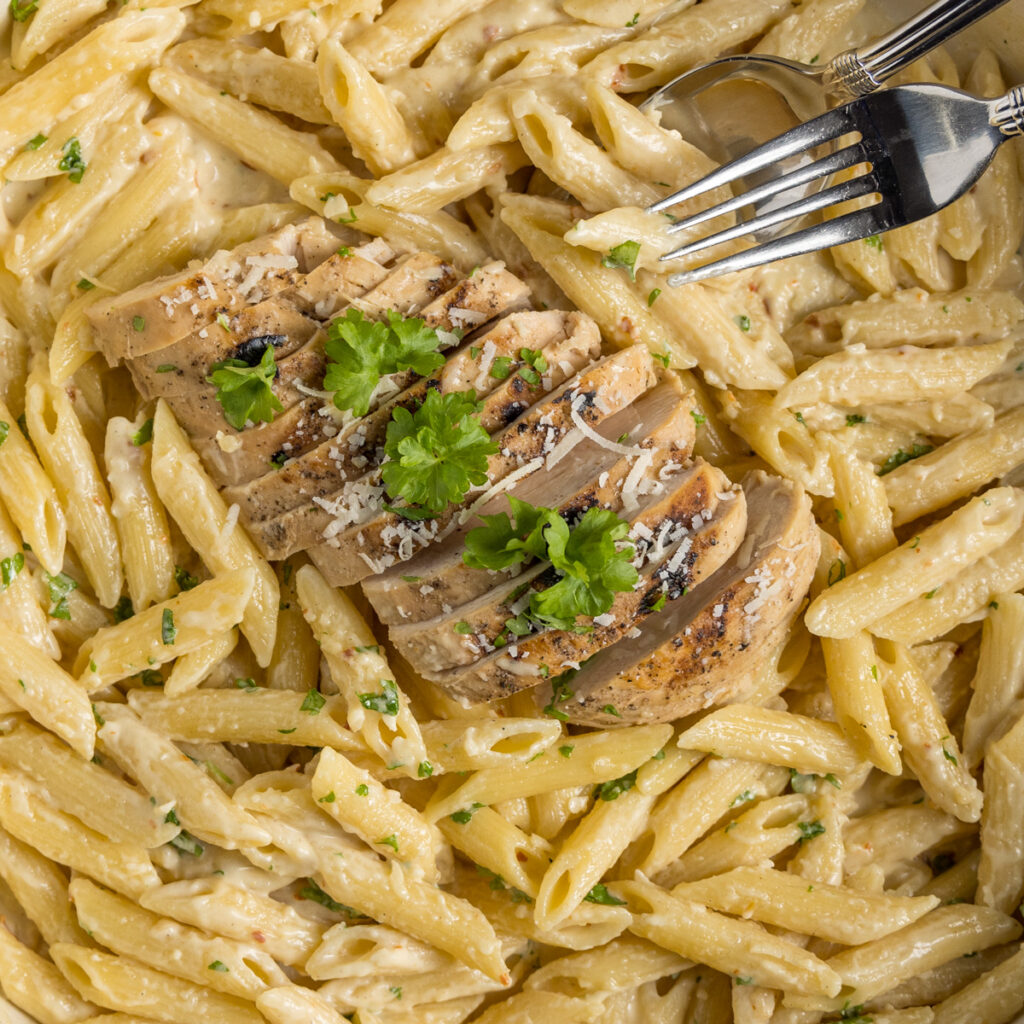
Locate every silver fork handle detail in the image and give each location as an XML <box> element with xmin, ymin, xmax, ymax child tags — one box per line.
<box><xmin>823</xmin><ymin>0</ymin><xmax>1012</xmax><ymax>97</ymax></box>
<box><xmin>991</xmin><ymin>87</ymin><xmax>1024</xmax><ymax>137</ymax></box>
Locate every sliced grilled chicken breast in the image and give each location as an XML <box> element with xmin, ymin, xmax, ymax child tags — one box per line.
<box><xmin>306</xmin><ymin>344</ymin><xmax>658</xmax><ymax>586</ymax></box>
<box><xmin>362</xmin><ymin>380</ymin><xmax>696</xmax><ymax>624</ymax></box>
<box><xmin>228</xmin><ymin>311</ymin><xmax>601</xmax><ymax>559</ymax></box>
<box><xmin>128</xmin><ymin>239</ymin><xmax>401</xmax><ymax>403</ymax></box>
<box><xmin>88</xmin><ymin>218</ymin><xmax>341</xmax><ymax>362</ymax></box>
<box><xmin>194</xmin><ymin>259</ymin><xmax>525</xmax><ymax>486</ymax></box>
<box><xmin>548</xmin><ymin>471</ymin><xmax>818</xmax><ymax>726</ymax></box>
<box><xmin>390</xmin><ymin>458</ymin><xmax>746</xmax><ymax>680</ymax></box>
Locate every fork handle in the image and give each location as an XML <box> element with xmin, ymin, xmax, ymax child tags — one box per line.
<box><xmin>824</xmin><ymin>0</ymin><xmax>1012</xmax><ymax>97</ymax></box>
<box><xmin>991</xmin><ymin>86</ymin><xmax>1024</xmax><ymax>137</ymax></box>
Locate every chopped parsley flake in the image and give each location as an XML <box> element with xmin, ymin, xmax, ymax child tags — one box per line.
<box><xmin>131</xmin><ymin>418</ymin><xmax>153</xmax><ymax>446</ymax></box>
<box><xmin>595</xmin><ymin>768</ymin><xmax>637</xmax><ymax>802</ymax></box>
<box><xmin>450</xmin><ymin>803</ymin><xmax>484</xmax><ymax>824</ymax></box>
<box><xmin>300</xmin><ymin>688</ymin><xmax>326</xmax><ymax>715</ymax></box>
<box><xmin>584</xmin><ymin>883</ymin><xmax>626</xmax><ymax>905</ymax></box>
<box><xmin>559</xmin><ymin>744</ymin><xmax>574</xmax><ymax>758</ymax></box>
<box><xmin>878</xmin><ymin>443</ymin><xmax>933</xmax><ymax>476</ymax></box>
<box><xmin>0</xmin><ymin>551</ymin><xmax>24</xmax><ymax>592</ymax></box>
<box><xmin>827</xmin><ymin>559</ymin><xmax>847</xmax><ymax>587</ymax></box>
<box><xmin>25</xmin><ymin>131</ymin><xmax>46</xmax><ymax>148</ymax></box>
<box><xmin>542</xmin><ymin>669</ymin><xmax>578</xmax><ymax>721</ymax></box>
<box><xmin>355</xmin><ymin>783</ymin><xmax>369</xmax><ymax>796</ymax></box>
<box><xmin>735</xmin><ymin>314</ymin><xmax>751</xmax><ymax>331</ymax></box>
<box><xmin>174</xmin><ymin>566</ymin><xmax>200</xmax><ymax>591</ymax></box>
<box><xmin>489</xmin><ymin>355</ymin><xmax>512</xmax><ymax>380</ymax></box>
<box><xmin>647</xmin><ymin>288</ymin><xmax>661</xmax><ymax>306</ymax></box>
<box><xmin>797</xmin><ymin>819</ymin><xmax>826</xmax><ymax>843</ymax></box>
<box><xmin>58</xmin><ymin>137</ymin><xmax>86</xmax><ymax>181</ymax></box>
<box><xmin>865</xmin><ymin>235</ymin><xmax>883</xmax><ymax>250</ymax></box>
<box><xmin>454</xmin><ymin>620</ymin><xmax>473</xmax><ymax>634</ymax></box>
<box><xmin>318</xmin><ymin>791</ymin><xmax>336</xmax><ymax>803</ymax></box>
<box><xmin>207</xmin><ymin>344</ymin><xmax>282</xmax><ymax>431</ymax></box>
<box><xmin>417</xmin><ymin>761</ymin><xmax>434</xmax><ymax>778</ymax></box>
<box><xmin>357</xmin><ymin>679</ymin><xmax>400</xmax><ymax>716</ymax></box>
<box><xmin>299</xmin><ymin>879</ymin><xmax>355</xmax><ymax>916</ymax></box>
<box><xmin>161</xmin><ymin>608</ymin><xmax>176</xmax><ymax>645</ymax></box>
<box><xmin>601</xmin><ymin>240</ymin><xmax>641</xmax><ymax>279</ymax></box>
<box><xmin>169</xmin><ymin>831</ymin><xmax>204</xmax><ymax>857</ymax></box>
<box><xmin>846</xmin><ymin>414</ymin><xmax>866</xmax><ymax>426</ymax></box>
<box><xmin>235</xmin><ymin>677</ymin><xmax>258</xmax><ymax>692</ymax></box>
<box><xmin>208</xmin><ymin>961</ymin><xmax>228</xmax><ymax>972</ymax></box>
<box><xmin>46</xmin><ymin>572</ymin><xmax>77</xmax><ymax>620</ymax></box>
<box><xmin>132</xmin><ymin>315</ymin><xmax>146</xmax><ymax>332</ymax></box>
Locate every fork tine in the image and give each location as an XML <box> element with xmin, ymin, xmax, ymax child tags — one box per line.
<box><xmin>665</xmin><ymin>207</ymin><xmax>889</xmax><ymax>286</ymax></box>
<box><xmin>665</xmin><ymin>141</ymin><xmax>868</xmax><ymax>236</ymax></box>
<box><xmin>647</xmin><ymin>104</ymin><xmax>860</xmax><ymax>214</ymax></box>
<box><xmin>660</xmin><ymin>171</ymin><xmax>880</xmax><ymax>262</ymax></box>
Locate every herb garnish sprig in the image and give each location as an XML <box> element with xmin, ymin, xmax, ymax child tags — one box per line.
<box><xmin>324</xmin><ymin>308</ymin><xmax>446</xmax><ymax>417</ymax></box>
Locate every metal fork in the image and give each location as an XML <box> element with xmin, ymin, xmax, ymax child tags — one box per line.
<box><xmin>650</xmin><ymin>81</ymin><xmax>1024</xmax><ymax>287</ymax></box>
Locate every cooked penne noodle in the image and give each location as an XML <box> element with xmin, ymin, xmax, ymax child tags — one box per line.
<box><xmin>806</xmin><ymin>488</ymin><xmax>1024</xmax><ymax>639</ymax></box>
<box><xmin>875</xmin><ymin>639</ymin><xmax>982</xmax><ymax>823</ymax></box>
<box><xmin>976</xmin><ymin>714</ymin><xmax>1024</xmax><ymax>915</ymax></box>
<box><xmin>151</xmin><ymin>402</ymin><xmax>279</xmax><ymax>665</ymax></box>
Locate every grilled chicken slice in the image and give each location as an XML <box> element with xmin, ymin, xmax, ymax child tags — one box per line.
<box><xmin>362</xmin><ymin>380</ymin><xmax>696</xmax><ymax>624</ymax></box>
<box><xmin>193</xmin><ymin>257</ymin><xmax>528</xmax><ymax>486</ymax></box>
<box><xmin>546</xmin><ymin>472</ymin><xmax>818</xmax><ymax>726</ymax></box>
<box><xmin>227</xmin><ymin>311</ymin><xmax>601</xmax><ymax>559</ymax></box>
<box><xmin>306</xmin><ymin>344</ymin><xmax>659</xmax><ymax>587</ymax></box>
<box><xmin>390</xmin><ymin>458</ymin><xmax>746</xmax><ymax>680</ymax></box>
<box><xmin>128</xmin><ymin>239</ymin><xmax>400</xmax><ymax>403</ymax></box>
<box><xmin>88</xmin><ymin>218</ymin><xmax>342</xmax><ymax>363</ymax></box>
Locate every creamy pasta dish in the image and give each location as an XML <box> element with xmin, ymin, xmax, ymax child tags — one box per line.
<box><xmin>0</xmin><ymin>1</ymin><xmax>1023</xmax><ymax>1022</ymax></box>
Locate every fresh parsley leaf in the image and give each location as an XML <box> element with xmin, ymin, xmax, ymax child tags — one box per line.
<box><xmin>46</xmin><ymin>572</ymin><xmax>77</xmax><ymax>620</ymax></box>
<box><xmin>0</xmin><ymin>551</ymin><xmax>24</xmax><ymax>592</ymax></box>
<box><xmin>357</xmin><ymin>679</ymin><xmax>400</xmax><ymax>716</ymax></box>
<box><xmin>131</xmin><ymin>418</ymin><xmax>153</xmax><ymax>446</ymax></box>
<box><xmin>595</xmin><ymin>769</ymin><xmax>638</xmax><ymax>802</ymax></box>
<box><xmin>584</xmin><ymin>883</ymin><xmax>626</xmax><ymax>905</ymax></box>
<box><xmin>207</xmin><ymin>344</ymin><xmax>282</xmax><ymax>431</ymax></box>
<box><xmin>878</xmin><ymin>443</ymin><xmax>933</xmax><ymax>476</ymax></box>
<box><xmin>324</xmin><ymin>308</ymin><xmax>445</xmax><ymax>417</ymax></box>
<box><xmin>601</xmin><ymin>240</ymin><xmax>641</xmax><ymax>279</ymax></box>
<box><xmin>530</xmin><ymin>507</ymin><xmax>637</xmax><ymax>629</ymax></box>
<box><xmin>57</xmin><ymin>137</ymin><xmax>86</xmax><ymax>182</ymax></box>
<box><xmin>381</xmin><ymin>389</ymin><xmax>496</xmax><ymax>516</ymax></box>
<box><xmin>464</xmin><ymin>495</ymin><xmax>560</xmax><ymax>571</ymax></box>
